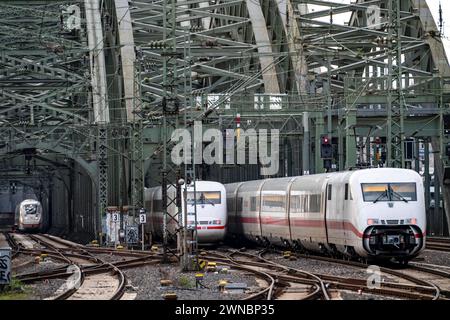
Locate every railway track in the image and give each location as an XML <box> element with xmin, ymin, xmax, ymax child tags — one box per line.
<box><xmin>205</xmin><ymin>249</ymin><xmax>329</xmax><ymax>300</ymax></box>
<box><xmin>6</xmin><ymin>233</ymin><xmax>136</xmax><ymax>300</ymax></box>
<box><xmin>254</xmin><ymin>248</ymin><xmax>446</xmax><ymax>300</ymax></box>
<box><xmin>10</xmin><ymin>235</ymin><xmax>272</xmax><ymax>300</ymax></box>
<box><xmin>6</xmin><ymin>232</ymin><xmax>450</xmax><ymax>300</ymax></box>
<box><xmin>28</xmin><ymin>234</ymin><xmax>126</xmax><ymax>300</ymax></box>
<box><xmin>426</xmin><ymin>237</ymin><xmax>450</xmax><ymax>252</ymax></box>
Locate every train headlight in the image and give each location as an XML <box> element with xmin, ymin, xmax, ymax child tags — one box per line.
<box><xmin>405</xmin><ymin>218</ymin><xmax>417</xmax><ymax>225</ymax></box>
<box><xmin>367</xmin><ymin>219</ymin><xmax>379</xmax><ymax>225</ymax></box>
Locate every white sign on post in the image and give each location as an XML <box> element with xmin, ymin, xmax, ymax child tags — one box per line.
<box><xmin>112</xmin><ymin>212</ymin><xmax>120</xmax><ymax>223</ymax></box>
<box><xmin>366</xmin><ymin>5</ymin><xmax>381</xmax><ymax>30</ymax></box>
<box><xmin>139</xmin><ymin>214</ymin><xmax>147</xmax><ymax>224</ymax></box>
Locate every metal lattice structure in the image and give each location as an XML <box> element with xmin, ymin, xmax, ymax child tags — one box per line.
<box><xmin>124</xmin><ymin>0</ymin><xmax>450</xmax><ymax>236</ymax></box>
<box><xmin>2</xmin><ymin>0</ymin><xmax>450</xmax><ymax>243</ymax></box>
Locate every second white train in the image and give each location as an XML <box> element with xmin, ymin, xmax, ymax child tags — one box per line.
<box><xmin>144</xmin><ymin>181</ymin><xmax>227</xmax><ymax>244</ymax></box>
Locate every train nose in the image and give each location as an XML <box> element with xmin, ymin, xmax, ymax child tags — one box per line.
<box><xmin>363</xmin><ymin>225</ymin><xmax>424</xmax><ymax>257</ymax></box>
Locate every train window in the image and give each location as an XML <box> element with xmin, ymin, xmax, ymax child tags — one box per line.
<box><xmin>361</xmin><ymin>183</ymin><xmax>417</xmax><ymax>202</ymax></box>
<box><xmin>250</xmin><ymin>196</ymin><xmax>258</xmax><ymax>211</ymax></box>
<box><xmin>262</xmin><ymin>194</ymin><xmax>285</xmax><ymax>211</ymax></box>
<box><xmin>290</xmin><ymin>195</ymin><xmax>300</xmax><ymax>212</ymax></box>
<box><xmin>309</xmin><ymin>194</ymin><xmax>321</xmax><ymax>212</ymax></box>
<box><xmin>291</xmin><ymin>194</ymin><xmax>321</xmax><ymax>213</ymax></box>
<box><xmin>24</xmin><ymin>204</ymin><xmax>37</xmax><ymax>215</ymax></box>
<box><xmin>187</xmin><ymin>191</ymin><xmax>221</xmax><ymax>205</ymax></box>
<box><xmin>327</xmin><ymin>185</ymin><xmax>332</xmax><ymax>200</ymax></box>
<box><xmin>345</xmin><ymin>184</ymin><xmax>348</xmax><ymax>200</ymax></box>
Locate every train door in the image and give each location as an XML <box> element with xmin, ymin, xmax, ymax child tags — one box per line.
<box><xmin>334</xmin><ymin>180</ymin><xmax>346</xmax><ymax>246</ymax></box>
<box><xmin>325</xmin><ymin>178</ymin><xmax>346</xmax><ymax>248</ymax></box>
<box><xmin>286</xmin><ymin>178</ymin><xmax>297</xmax><ymax>244</ymax></box>
<box><xmin>342</xmin><ymin>182</ymin><xmax>350</xmax><ymax>245</ymax></box>
<box><xmin>322</xmin><ymin>180</ymin><xmax>330</xmax><ymax>245</ymax></box>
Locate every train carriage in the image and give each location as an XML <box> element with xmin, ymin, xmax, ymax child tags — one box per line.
<box><xmin>260</xmin><ymin>177</ymin><xmax>294</xmax><ymax>247</ymax></box>
<box><xmin>225</xmin><ymin>180</ymin><xmax>266</xmax><ymax>244</ymax></box>
<box><xmin>225</xmin><ymin>168</ymin><xmax>426</xmax><ymax>262</ymax></box>
<box><xmin>289</xmin><ymin>173</ymin><xmax>329</xmax><ymax>252</ymax></box>
<box><xmin>145</xmin><ymin>181</ymin><xmax>227</xmax><ymax>244</ymax></box>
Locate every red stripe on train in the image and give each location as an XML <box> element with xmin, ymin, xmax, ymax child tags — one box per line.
<box><xmin>235</xmin><ymin>216</ymin><xmax>363</xmax><ymax>238</ymax></box>
<box><xmin>197</xmin><ymin>226</ymin><xmax>226</xmax><ymax>230</ymax></box>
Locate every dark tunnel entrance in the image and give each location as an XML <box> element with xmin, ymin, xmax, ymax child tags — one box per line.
<box><xmin>0</xmin><ymin>148</ymin><xmax>97</xmax><ymax>242</ymax></box>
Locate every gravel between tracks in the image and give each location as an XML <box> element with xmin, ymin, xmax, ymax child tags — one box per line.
<box><xmin>260</xmin><ymin>252</ymin><xmax>399</xmax><ymax>283</ymax></box>
<box><xmin>415</xmin><ymin>249</ymin><xmax>450</xmax><ymax>267</ymax></box>
<box><xmin>339</xmin><ymin>291</ymin><xmax>398</xmax><ymax>300</ymax></box>
<box><xmin>26</xmin><ymin>279</ymin><xmax>68</xmax><ymax>300</ymax></box>
<box><xmin>12</xmin><ymin>255</ymin><xmax>67</xmax><ymax>277</ymax></box>
<box><xmin>123</xmin><ymin>264</ymin><xmax>259</xmax><ymax>300</ymax></box>
<box><xmin>10</xmin><ymin>254</ymin><xmax>69</xmax><ymax>300</ymax></box>
<box><xmin>95</xmin><ymin>253</ymin><xmax>134</xmax><ymax>264</ymax></box>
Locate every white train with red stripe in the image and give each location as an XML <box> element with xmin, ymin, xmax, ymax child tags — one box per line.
<box><xmin>144</xmin><ymin>181</ymin><xmax>227</xmax><ymax>244</ymax></box>
<box><xmin>225</xmin><ymin>168</ymin><xmax>426</xmax><ymax>262</ymax></box>
<box><xmin>15</xmin><ymin>199</ymin><xmax>43</xmax><ymax>232</ymax></box>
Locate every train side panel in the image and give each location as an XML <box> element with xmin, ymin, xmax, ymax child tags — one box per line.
<box><xmin>144</xmin><ymin>188</ymin><xmax>154</xmax><ymax>235</ymax></box>
<box><xmin>147</xmin><ymin>186</ymin><xmax>177</xmax><ymax>238</ymax></box>
<box><xmin>225</xmin><ymin>183</ymin><xmax>243</xmax><ymax>237</ymax></box>
<box><xmin>289</xmin><ymin>174</ymin><xmax>328</xmax><ymax>252</ymax></box>
<box><xmin>324</xmin><ymin>172</ymin><xmax>354</xmax><ymax>252</ymax></box>
<box><xmin>235</xmin><ymin>180</ymin><xmax>266</xmax><ymax>242</ymax></box>
<box><xmin>260</xmin><ymin>177</ymin><xmax>294</xmax><ymax>246</ymax></box>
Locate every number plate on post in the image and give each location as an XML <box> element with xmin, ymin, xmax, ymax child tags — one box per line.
<box><xmin>112</xmin><ymin>212</ymin><xmax>120</xmax><ymax>222</ymax></box>
<box><xmin>139</xmin><ymin>214</ymin><xmax>146</xmax><ymax>224</ymax></box>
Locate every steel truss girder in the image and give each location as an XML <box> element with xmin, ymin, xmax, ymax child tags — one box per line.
<box><xmin>97</xmin><ymin>125</ymin><xmax>108</xmax><ymax>222</ymax></box>
<box><xmin>129</xmin><ymin>0</ymin><xmax>278</xmax><ymax>109</ymax></box>
<box><xmin>0</xmin><ymin>1</ymin><xmax>112</xmax><ymax>238</ymax></box>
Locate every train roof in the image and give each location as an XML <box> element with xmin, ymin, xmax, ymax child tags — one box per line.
<box><xmin>146</xmin><ymin>180</ymin><xmax>225</xmax><ymax>192</ymax></box>
<box><xmin>224</xmin><ymin>168</ymin><xmax>422</xmax><ymax>187</ymax></box>
<box><xmin>19</xmin><ymin>199</ymin><xmax>40</xmax><ymax>204</ymax></box>
<box><xmin>184</xmin><ymin>180</ymin><xmax>225</xmax><ymax>190</ymax></box>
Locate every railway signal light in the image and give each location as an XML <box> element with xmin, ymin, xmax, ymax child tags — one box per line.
<box><xmin>320</xmin><ymin>134</ymin><xmax>333</xmax><ymax>159</ymax></box>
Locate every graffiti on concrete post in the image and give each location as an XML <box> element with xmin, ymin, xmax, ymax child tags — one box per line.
<box><xmin>0</xmin><ymin>248</ymin><xmax>11</xmax><ymax>285</ymax></box>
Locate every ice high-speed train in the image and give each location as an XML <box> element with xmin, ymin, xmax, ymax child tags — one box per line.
<box><xmin>225</xmin><ymin>168</ymin><xmax>426</xmax><ymax>262</ymax></box>
<box><xmin>144</xmin><ymin>181</ymin><xmax>227</xmax><ymax>243</ymax></box>
<box><xmin>15</xmin><ymin>199</ymin><xmax>43</xmax><ymax>231</ymax></box>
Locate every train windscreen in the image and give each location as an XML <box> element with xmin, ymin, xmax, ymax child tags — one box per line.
<box><xmin>186</xmin><ymin>191</ymin><xmax>221</xmax><ymax>205</ymax></box>
<box><xmin>361</xmin><ymin>183</ymin><xmax>417</xmax><ymax>202</ymax></box>
<box><xmin>24</xmin><ymin>204</ymin><xmax>38</xmax><ymax>215</ymax></box>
